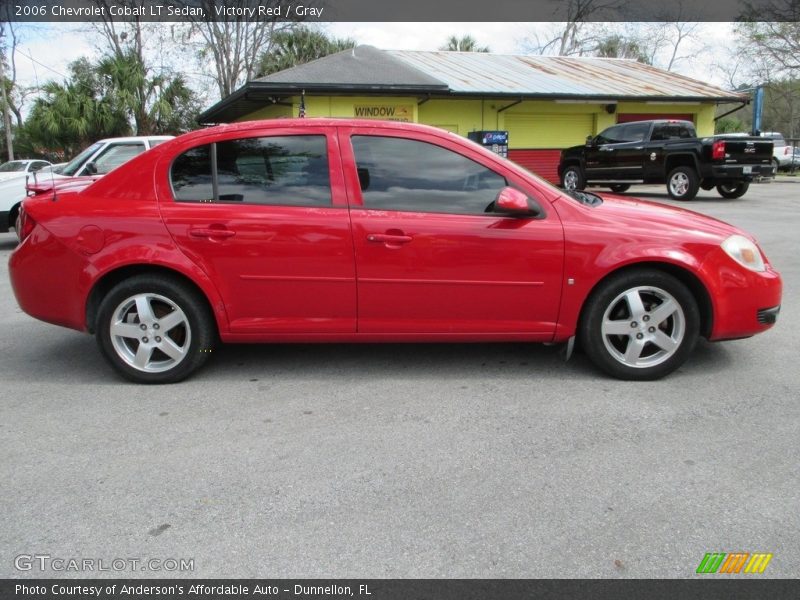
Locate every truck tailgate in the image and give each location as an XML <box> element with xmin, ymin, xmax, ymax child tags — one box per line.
<box><xmin>718</xmin><ymin>138</ymin><xmax>773</xmax><ymax>164</ymax></box>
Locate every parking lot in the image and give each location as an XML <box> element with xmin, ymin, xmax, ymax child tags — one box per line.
<box><xmin>0</xmin><ymin>180</ymin><xmax>797</xmax><ymax>578</ymax></box>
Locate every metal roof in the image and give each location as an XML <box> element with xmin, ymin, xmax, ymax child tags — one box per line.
<box><xmin>199</xmin><ymin>46</ymin><xmax>746</xmax><ymax>123</ymax></box>
<box><xmin>389</xmin><ymin>50</ymin><xmax>746</xmax><ymax>100</ymax></box>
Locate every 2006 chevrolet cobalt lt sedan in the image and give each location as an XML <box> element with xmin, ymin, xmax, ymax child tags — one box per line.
<box><xmin>9</xmin><ymin>119</ymin><xmax>781</xmax><ymax>383</ymax></box>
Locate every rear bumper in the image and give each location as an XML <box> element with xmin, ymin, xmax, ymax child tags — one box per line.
<box><xmin>9</xmin><ymin>225</ymin><xmax>90</xmax><ymax>331</ymax></box>
<box><xmin>700</xmin><ymin>247</ymin><xmax>782</xmax><ymax>341</ymax></box>
<box><xmin>711</xmin><ymin>164</ymin><xmax>776</xmax><ymax>180</ymax></box>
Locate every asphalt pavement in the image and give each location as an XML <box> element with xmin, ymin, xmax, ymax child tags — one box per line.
<box><xmin>0</xmin><ymin>181</ymin><xmax>797</xmax><ymax>578</ymax></box>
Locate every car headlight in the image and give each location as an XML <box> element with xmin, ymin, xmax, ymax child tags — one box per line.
<box><xmin>721</xmin><ymin>234</ymin><xmax>766</xmax><ymax>272</ymax></box>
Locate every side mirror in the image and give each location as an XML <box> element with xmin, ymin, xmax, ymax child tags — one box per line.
<box><xmin>586</xmin><ymin>135</ymin><xmax>594</xmax><ymax>146</ymax></box>
<box><xmin>494</xmin><ymin>187</ymin><xmax>540</xmax><ymax>217</ymax></box>
<box><xmin>84</xmin><ymin>162</ymin><xmax>98</xmax><ymax>175</ymax></box>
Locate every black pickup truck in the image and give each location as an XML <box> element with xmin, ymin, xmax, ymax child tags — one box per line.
<box><xmin>558</xmin><ymin>120</ymin><xmax>775</xmax><ymax>200</ymax></box>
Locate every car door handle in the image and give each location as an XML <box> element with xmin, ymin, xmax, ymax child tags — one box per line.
<box><xmin>599</xmin><ymin>147</ymin><xmax>614</xmax><ymax>151</ymax></box>
<box><xmin>366</xmin><ymin>233</ymin><xmax>413</xmax><ymax>244</ymax></box>
<box><xmin>189</xmin><ymin>227</ymin><xmax>236</xmax><ymax>239</ymax></box>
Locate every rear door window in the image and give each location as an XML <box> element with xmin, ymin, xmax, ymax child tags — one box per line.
<box><xmin>170</xmin><ymin>135</ymin><xmax>331</xmax><ymax>207</ymax></box>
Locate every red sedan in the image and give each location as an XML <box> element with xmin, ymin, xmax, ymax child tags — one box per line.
<box><xmin>9</xmin><ymin>119</ymin><xmax>781</xmax><ymax>383</ymax></box>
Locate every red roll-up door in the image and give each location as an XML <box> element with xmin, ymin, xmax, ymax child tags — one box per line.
<box><xmin>507</xmin><ymin>149</ymin><xmax>562</xmax><ymax>184</ymax></box>
<box><xmin>617</xmin><ymin>113</ymin><xmax>694</xmax><ymax>123</ymax></box>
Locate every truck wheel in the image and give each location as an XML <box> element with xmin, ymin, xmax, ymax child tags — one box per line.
<box><xmin>609</xmin><ymin>184</ymin><xmax>630</xmax><ymax>193</ymax></box>
<box><xmin>579</xmin><ymin>269</ymin><xmax>700</xmax><ymax>380</ymax></box>
<box><xmin>561</xmin><ymin>165</ymin><xmax>585</xmax><ymax>191</ymax></box>
<box><xmin>666</xmin><ymin>166</ymin><xmax>699</xmax><ymax>201</ymax></box>
<box><xmin>716</xmin><ymin>182</ymin><xmax>750</xmax><ymax>199</ymax></box>
<box><xmin>96</xmin><ymin>274</ymin><xmax>216</xmax><ymax>384</ymax></box>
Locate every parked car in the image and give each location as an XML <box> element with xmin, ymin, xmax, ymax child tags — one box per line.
<box><xmin>10</xmin><ymin>119</ymin><xmax>781</xmax><ymax>383</ymax></box>
<box><xmin>2</xmin><ymin>137</ymin><xmax>174</xmax><ymax>237</ymax></box>
<box><xmin>0</xmin><ymin>159</ymin><xmax>53</xmax><ymax>233</ymax></box>
<box><xmin>558</xmin><ymin>120</ymin><xmax>775</xmax><ymax>200</ymax></box>
<box><xmin>757</xmin><ymin>132</ymin><xmax>794</xmax><ymax>170</ymax></box>
<box><xmin>0</xmin><ymin>159</ymin><xmax>52</xmax><ymax>181</ymax></box>
<box><xmin>54</xmin><ymin>135</ymin><xmax>174</xmax><ymax>179</ymax></box>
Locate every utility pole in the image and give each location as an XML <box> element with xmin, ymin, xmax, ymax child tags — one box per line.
<box><xmin>0</xmin><ymin>51</ymin><xmax>14</xmax><ymax>161</ymax></box>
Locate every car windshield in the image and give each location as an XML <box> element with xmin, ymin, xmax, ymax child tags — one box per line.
<box><xmin>0</xmin><ymin>161</ymin><xmax>27</xmax><ymax>172</ymax></box>
<box><xmin>61</xmin><ymin>142</ymin><xmax>103</xmax><ymax>176</ymax></box>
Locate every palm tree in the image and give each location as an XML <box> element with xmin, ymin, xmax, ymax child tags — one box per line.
<box><xmin>97</xmin><ymin>52</ymin><xmax>198</xmax><ymax>135</ymax></box>
<box><xmin>258</xmin><ymin>26</ymin><xmax>357</xmax><ymax>77</ymax></box>
<box><xmin>440</xmin><ymin>35</ymin><xmax>490</xmax><ymax>52</ymax></box>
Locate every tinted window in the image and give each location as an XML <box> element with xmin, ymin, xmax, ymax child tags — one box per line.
<box><xmin>171</xmin><ymin>136</ymin><xmax>330</xmax><ymax>206</ymax></box>
<box><xmin>351</xmin><ymin>136</ymin><xmax>507</xmax><ymax>215</ymax></box>
<box><xmin>652</xmin><ymin>125</ymin><xmax>694</xmax><ymax>141</ymax></box>
<box><xmin>215</xmin><ymin>136</ymin><xmax>330</xmax><ymax>206</ymax></box>
<box><xmin>93</xmin><ymin>142</ymin><xmax>146</xmax><ymax>174</ymax></box>
<box><xmin>596</xmin><ymin>125</ymin><xmax>625</xmax><ymax>144</ymax></box>
<box><xmin>172</xmin><ymin>145</ymin><xmax>213</xmax><ymax>202</ymax></box>
<box><xmin>621</xmin><ymin>122</ymin><xmax>651</xmax><ymax>142</ymax></box>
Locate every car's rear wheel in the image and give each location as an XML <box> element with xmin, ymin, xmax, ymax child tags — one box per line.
<box><xmin>716</xmin><ymin>182</ymin><xmax>750</xmax><ymax>199</ymax></box>
<box><xmin>96</xmin><ymin>275</ymin><xmax>215</xmax><ymax>383</ymax></box>
<box><xmin>561</xmin><ymin>165</ymin><xmax>585</xmax><ymax>191</ymax></box>
<box><xmin>579</xmin><ymin>269</ymin><xmax>700</xmax><ymax>380</ymax></box>
<box><xmin>609</xmin><ymin>184</ymin><xmax>630</xmax><ymax>193</ymax></box>
<box><xmin>666</xmin><ymin>166</ymin><xmax>699</xmax><ymax>200</ymax></box>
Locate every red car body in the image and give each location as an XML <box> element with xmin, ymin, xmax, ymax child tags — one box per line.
<box><xmin>8</xmin><ymin>119</ymin><xmax>781</xmax><ymax>381</ymax></box>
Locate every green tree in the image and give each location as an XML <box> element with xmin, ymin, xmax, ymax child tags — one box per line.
<box><xmin>595</xmin><ymin>34</ymin><xmax>650</xmax><ymax>63</ymax></box>
<box><xmin>439</xmin><ymin>35</ymin><xmax>490</xmax><ymax>52</ymax></box>
<box><xmin>21</xmin><ymin>58</ymin><xmax>130</xmax><ymax>159</ymax></box>
<box><xmin>97</xmin><ymin>51</ymin><xmax>199</xmax><ymax>135</ymax></box>
<box><xmin>258</xmin><ymin>26</ymin><xmax>356</xmax><ymax>77</ymax></box>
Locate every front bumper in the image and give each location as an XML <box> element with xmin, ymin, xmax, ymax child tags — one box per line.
<box><xmin>700</xmin><ymin>247</ymin><xmax>782</xmax><ymax>341</ymax></box>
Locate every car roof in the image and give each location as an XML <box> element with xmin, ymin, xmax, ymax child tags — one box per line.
<box><xmin>171</xmin><ymin>118</ymin><xmax>463</xmax><ymax>145</ymax></box>
<box><xmin>94</xmin><ymin>135</ymin><xmax>176</xmax><ymax>143</ymax></box>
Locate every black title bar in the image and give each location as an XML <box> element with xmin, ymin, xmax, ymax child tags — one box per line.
<box><xmin>3</xmin><ymin>579</ymin><xmax>800</xmax><ymax>600</ymax></box>
<box><xmin>2</xmin><ymin>0</ymin><xmax>797</xmax><ymax>22</ymax></box>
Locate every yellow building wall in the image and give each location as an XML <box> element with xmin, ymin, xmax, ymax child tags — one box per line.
<box><xmin>239</xmin><ymin>96</ymin><xmax>717</xmax><ymax>146</ymax></box>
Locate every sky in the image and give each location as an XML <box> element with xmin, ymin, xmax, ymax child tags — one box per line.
<box><xmin>7</xmin><ymin>21</ymin><xmax>738</xmax><ymax>116</ymax></box>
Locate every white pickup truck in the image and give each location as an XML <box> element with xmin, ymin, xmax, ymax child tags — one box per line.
<box><xmin>0</xmin><ymin>135</ymin><xmax>173</xmax><ymax>233</ymax></box>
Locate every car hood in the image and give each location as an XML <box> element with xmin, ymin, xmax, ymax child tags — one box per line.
<box><xmin>584</xmin><ymin>193</ymin><xmax>742</xmax><ymax>241</ymax></box>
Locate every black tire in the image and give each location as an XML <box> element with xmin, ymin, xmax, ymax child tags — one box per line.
<box><xmin>578</xmin><ymin>269</ymin><xmax>700</xmax><ymax>381</ymax></box>
<box><xmin>773</xmin><ymin>158</ymin><xmax>780</xmax><ymax>172</ymax></box>
<box><xmin>666</xmin><ymin>166</ymin><xmax>700</xmax><ymax>201</ymax></box>
<box><xmin>95</xmin><ymin>274</ymin><xmax>216</xmax><ymax>383</ymax></box>
<box><xmin>609</xmin><ymin>184</ymin><xmax>630</xmax><ymax>193</ymax></box>
<box><xmin>8</xmin><ymin>203</ymin><xmax>20</xmax><ymax>231</ymax></box>
<box><xmin>561</xmin><ymin>165</ymin><xmax>586</xmax><ymax>191</ymax></box>
<box><xmin>716</xmin><ymin>182</ymin><xmax>750</xmax><ymax>199</ymax></box>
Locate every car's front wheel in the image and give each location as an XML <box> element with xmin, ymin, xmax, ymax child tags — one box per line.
<box><xmin>561</xmin><ymin>165</ymin><xmax>586</xmax><ymax>191</ymax></box>
<box><xmin>716</xmin><ymin>182</ymin><xmax>750</xmax><ymax>199</ymax></box>
<box><xmin>96</xmin><ymin>274</ymin><xmax>215</xmax><ymax>383</ymax></box>
<box><xmin>579</xmin><ymin>269</ymin><xmax>700</xmax><ymax>380</ymax></box>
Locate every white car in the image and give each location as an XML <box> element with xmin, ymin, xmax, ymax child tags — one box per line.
<box><xmin>0</xmin><ymin>159</ymin><xmax>52</xmax><ymax>182</ymax></box>
<box><xmin>759</xmin><ymin>132</ymin><xmax>795</xmax><ymax>170</ymax></box>
<box><xmin>1</xmin><ymin>136</ymin><xmax>173</xmax><ymax>234</ymax></box>
<box><xmin>53</xmin><ymin>135</ymin><xmax>174</xmax><ymax>179</ymax></box>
